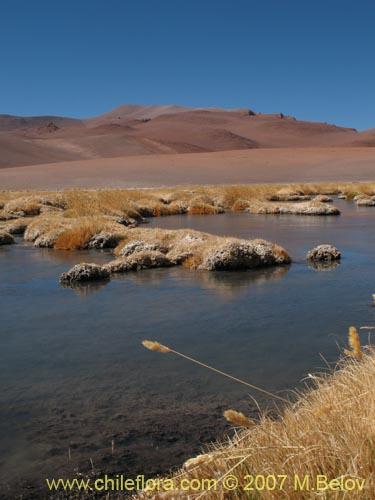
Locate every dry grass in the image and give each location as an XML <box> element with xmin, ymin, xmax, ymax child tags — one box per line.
<box><xmin>4</xmin><ymin>197</ymin><xmax>42</xmax><ymax>215</ymax></box>
<box><xmin>231</xmin><ymin>199</ymin><xmax>251</xmax><ymax>211</ymax></box>
<box><xmin>54</xmin><ymin>217</ymin><xmax>105</xmax><ymax>250</ymax></box>
<box><xmin>112</xmin><ymin>227</ymin><xmax>290</xmax><ymax>271</ymax></box>
<box><xmin>2</xmin><ymin>181</ymin><xmax>375</xmax><ymax>223</ymax></box>
<box><xmin>136</xmin><ymin>330</ymin><xmax>375</xmax><ymax>499</ymax></box>
<box><xmin>2</xmin><ymin>181</ymin><xmax>375</xmax><ymax>253</ymax></box>
<box><xmin>247</xmin><ymin>200</ymin><xmax>340</xmax><ymax>215</ymax></box>
<box><xmin>188</xmin><ymin>203</ymin><xmax>222</xmax><ymax>215</ymax></box>
<box><xmin>182</xmin><ymin>254</ymin><xmax>204</xmax><ymax>269</ymax></box>
<box><xmin>62</xmin><ymin>190</ymin><xmax>141</xmax><ymax>219</ymax></box>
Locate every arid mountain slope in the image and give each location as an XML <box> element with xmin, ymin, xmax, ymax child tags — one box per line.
<box><xmin>0</xmin><ymin>104</ymin><xmax>371</xmax><ymax>168</ymax></box>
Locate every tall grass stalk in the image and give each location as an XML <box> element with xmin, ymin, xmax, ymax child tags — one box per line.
<box><xmin>142</xmin><ymin>340</ymin><xmax>289</xmax><ymax>403</ymax></box>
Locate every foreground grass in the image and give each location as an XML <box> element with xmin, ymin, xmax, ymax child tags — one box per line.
<box><xmin>135</xmin><ymin>332</ymin><xmax>375</xmax><ymax>500</ymax></box>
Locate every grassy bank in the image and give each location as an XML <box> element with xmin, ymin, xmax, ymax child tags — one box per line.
<box><xmin>1</xmin><ymin>180</ymin><xmax>375</xmax><ymax>219</ymax></box>
<box><xmin>1</xmin><ymin>182</ymin><xmax>375</xmax><ymax>250</ymax></box>
<box><xmin>136</xmin><ymin>330</ymin><xmax>375</xmax><ymax>499</ymax></box>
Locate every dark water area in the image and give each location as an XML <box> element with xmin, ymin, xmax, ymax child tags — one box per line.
<box><xmin>1</xmin><ymin>199</ymin><xmax>375</xmax><ymax>497</ymax></box>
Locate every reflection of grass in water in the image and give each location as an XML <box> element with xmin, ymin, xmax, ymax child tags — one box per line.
<box><xmin>60</xmin><ymin>279</ymin><xmax>110</xmax><ymax>297</ymax></box>
<box><xmin>108</xmin><ymin>265</ymin><xmax>291</xmax><ymax>299</ymax></box>
<box><xmin>138</xmin><ymin>329</ymin><xmax>375</xmax><ymax>500</ymax></box>
<box><xmin>307</xmin><ymin>260</ymin><xmax>341</xmax><ymax>271</ymax></box>
<box><xmin>198</xmin><ymin>265</ymin><xmax>290</xmax><ymax>296</ymax></box>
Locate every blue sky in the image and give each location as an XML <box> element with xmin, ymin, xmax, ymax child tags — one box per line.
<box><xmin>0</xmin><ymin>0</ymin><xmax>374</xmax><ymax>129</ymax></box>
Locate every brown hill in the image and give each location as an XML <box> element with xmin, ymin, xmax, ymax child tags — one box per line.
<box><xmin>0</xmin><ymin>114</ymin><xmax>83</xmax><ymax>131</ymax></box>
<box><xmin>0</xmin><ymin>104</ymin><xmax>370</xmax><ymax>168</ymax></box>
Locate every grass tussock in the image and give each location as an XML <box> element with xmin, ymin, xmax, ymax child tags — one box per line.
<box><xmin>182</xmin><ymin>254</ymin><xmax>203</xmax><ymax>269</ymax></box>
<box><xmin>54</xmin><ymin>217</ymin><xmax>105</xmax><ymax>250</ymax></box>
<box><xmin>2</xmin><ymin>181</ymin><xmax>375</xmax><ymax>223</ymax></box>
<box><xmin>112</xmin><ymin>227</ymin><xmax>290</xmax><ymax>271</ymax></box>
<box><xmin>2</xmin><ymin>181</ymin><xmax>375</xmax><ymax>252</ymax></box>
<box><xmin>231</xmin><ymin>199</ymin><xmax>251</xmax><ymax>211</ymax></box>
<box><xmin>137</xmin><ymin>330</ymin><xmax>375</xmax><ymax>499</ymax></box>
<box><xmin>188</xmin><ymin>203</ymin><xmax>222</xmax><ymax>215</ymax></box>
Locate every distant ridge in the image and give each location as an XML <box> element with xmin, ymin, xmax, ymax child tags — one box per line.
<box><xmin>0</xmin><ymin>103</ymin><xmax>373</xmax><ymax>168</ymax></box>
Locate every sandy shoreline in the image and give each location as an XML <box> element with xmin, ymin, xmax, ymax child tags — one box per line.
<box><xmin>1</xmin><ymin>147</ymin><xmax>375</xmax><ymax>190</ymax></box>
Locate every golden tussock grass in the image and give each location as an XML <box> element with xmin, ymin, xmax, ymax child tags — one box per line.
<box><xmin>3</xmin><ymin>181</ymin><xmax>375</xmax><ymax>223</ymax></box>
<box><xmin>231</xmin><ymin>199</ymin><xmax>251</xmax><ymax>211</ymax></box>
<box><xmin>182</xmin><ymin>254</ymin><xmax>203</xmax><ymax>269</ymax></box>
<box><xmin>188</xmin><ymin>203</ymin><xmax>221</xmax><ymax>215</ymax></box>
<box><xmin>136</xmin><ymin>328</ymin><xmax>375</xmax><ymax>499</ymax></box>
<box><xmin>223</xmin><ymin>410</ymin><xmax>255</xmax><ymax>428</ymax></box>
<box><xmin>54</xmin><ymin>217</ymin><xmax>105</xmax><ymax>250</ymax></box>
<box><xmin>112</xmin><ymin>227</ymin><xmax>290</xmax><ymax>273</ymax></box>
<box><xmin>344</xmin><ymin>326</ymin><xmax>363</xmax><ymax>359</ymax></box>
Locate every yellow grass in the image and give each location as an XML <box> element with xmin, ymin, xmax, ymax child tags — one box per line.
<box><xmin>112</xmin><ymin>226</ymin><xmax>290</xmax><ymax>272</ymax></box>
<box><xmin>188</xmin><ymin>203</ymin><xmax>221</xmax><ymax>215</ymax></box>
<box><xmin>135</xmin><ymin>329</ymin><xmax>375</xmax><ymax>499</ymax></box>
<box><xmin>344</xmin><ymin>326</ymin><xmax>363</xmax><ymax>359</ymax></box>
<box><xmin>223</xmin><ymin>410</ymin><xmax>255</xmax><ymax>428</ymax></box>
<box><xmin>2</xmin><ymin>181</ymin><xmax>375</xmax><ymax>223</ymax></box>
<box><xmin>54</xmin><ymin>217</ymin><xmax>105</xmax><ymax>250</ymax></box>
<box><xmin>182</xmin><ymin>254</ymin><xmax>203</xmax><ymax>269</ymax></box>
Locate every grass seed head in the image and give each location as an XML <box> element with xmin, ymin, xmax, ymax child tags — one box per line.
<box><xmin>346</xmin><ymin>326</ymin><xmax>362</xmax><ymax>359</ymax></box>
<box><xmin>224</xmin><ymin>410</ymin><xmax>255</xmax><ymax>428</ymax></box>
<box><xmin>142</xmin><ymin>340</ymin><xmax>171</xmax><ymax>353</ymax></box>
<box><xmin>183</xmin><ymin>453</ymin><xmax>214</xmax><ymax>469</ymax></box>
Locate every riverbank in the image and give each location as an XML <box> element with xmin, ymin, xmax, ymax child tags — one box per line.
<box><xmin>135</xmin><ymin>337</ymin><xmax>375</xmax><ymax>500</ymax></box>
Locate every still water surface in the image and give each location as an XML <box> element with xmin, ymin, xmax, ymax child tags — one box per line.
<box><xmin>1</xmin><ymin>199</ymin><xmax>375</xmax><ymax>495</ymax></box>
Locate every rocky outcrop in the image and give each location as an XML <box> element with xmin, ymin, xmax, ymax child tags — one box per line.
<box><xmin>248</xmin><ymin>201</ymin><xmax>340</xmax><ymax>216</ymax></box>
<box><xmin>88</xmin><ymin>231</ymin><xmax>124</xmax><ymax>249</ymax></box>
<box><xmin>118</xmin><ymin>240</ymin><xmax>168</xmax><ymax>257</ymax></box>
<box><xmin>0</xmin><ymin>219</ymin><xmax>29</xmax><ymax>235</ymax></box>
<box><xmin>0</xmin><ymin>230</ymin><xmax>15</xmax><ymax>245</ymax></box>
<box><xmin>199</xmin><ymin>240</ymin><xmax>291</xmax><ymax>271</ymax></box>
<box><xmin>354</xmin><ymin>195</ymin><xmax>375</xmax><ymax>207</ymax></box>
<box><xmin>110</xmin><ymin>215</ymin><xmax>137</xmax><ymax>227</ymax></box>
<box><xmin>59</xmin><ymin>263</ymin><xmax>110</xmax><ymax>284</ymax></box>
<box><xmin>306</xmin><ymin>245</ymin><xmax>341</xmax><ymax>261</ymax></box>
<box><xmin>105</xmin><ymin>251</ymin><xmax>173</xmax><ymax>273</ymax></box>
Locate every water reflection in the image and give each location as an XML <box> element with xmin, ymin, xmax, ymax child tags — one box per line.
<box><xmin>2</xmin><ymin>199</ymin><xmax>375</xmax><ymax>497</ymax></box>
<box><xmin>194</xmin><ymin>265</ymin><xmax>291</xmax><ymax>297</ymax></box>
<box><xmin>307</xmin><ymin>260</ymin><xmax>341</xmax><ymax>272</ymax></box>
<box><xmin>109</xmin><ymin>264</ymin><xmax>291</xmax><ymax>298</ymax></box>
<box><xmin>60</xmin><ymin>279</ymin><xmax>111</xmax><ymax>296</ymax></box>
